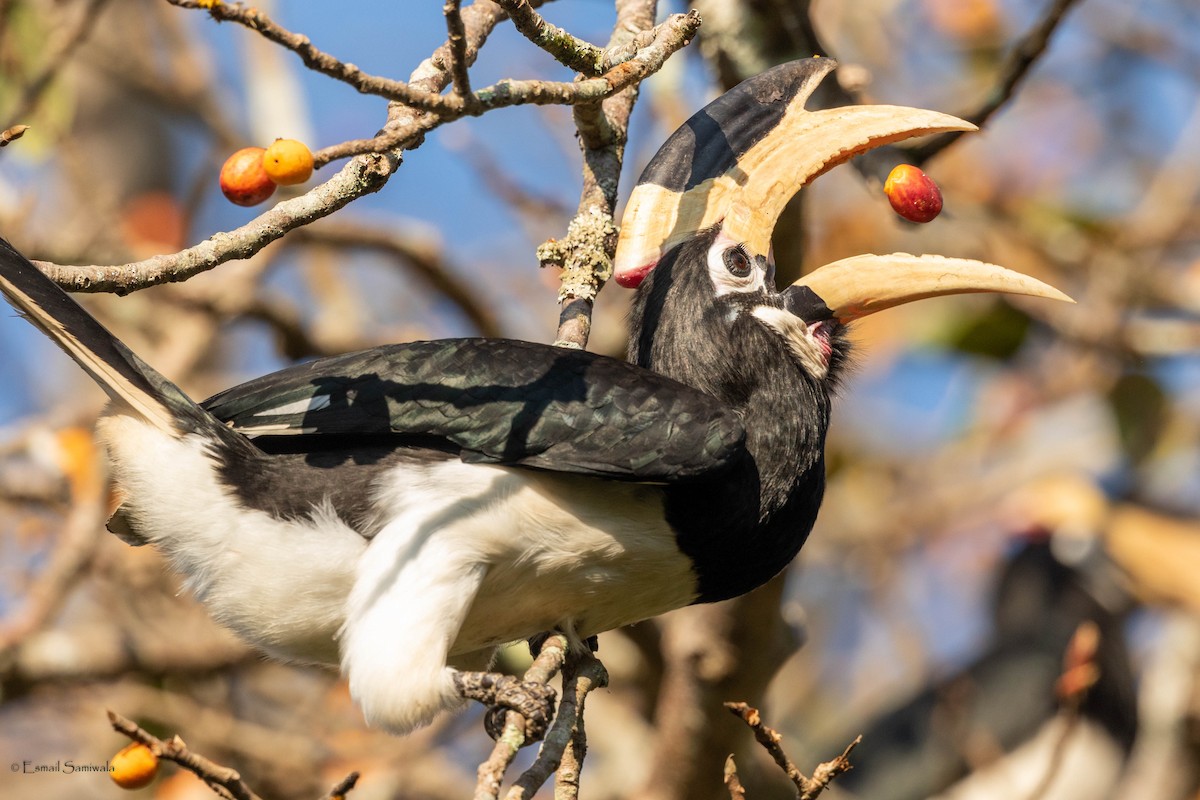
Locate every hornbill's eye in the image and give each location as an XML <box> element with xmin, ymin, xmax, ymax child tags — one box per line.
<box><xmin>723</xmin><ymin>246</ymin><xmax>752</xmax><ymax>278</ymax></box>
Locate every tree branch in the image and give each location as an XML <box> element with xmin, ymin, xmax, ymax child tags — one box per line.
<box><xmin>165</xmin><ymin>0</ymin><xmax>456</xmax><ymax>113</ymax></box>
<box><xmin>108</xmin><ymin>709</ymin><xmax>265</xmax><ymax>800</ymax></box>
<box><xmin>33</xmin><ymin>5</ymin><xmax>696</xmax><ymax>296</ymax></box>
<box><xmin>442</xmin><ymin>0</ymin><xmax>476</xmax><ymax>105</ymax></box>
<box><xmin>495</xmin><ymin>0</ymin><xmax>607</xmax><ymax>76</ymax></box>
<box><xmin>508</xmin><ymin>648</ymin><xmax>609</xmax><ymax>799</ymax></box>
<box><xmin>724</xmin><ymin>702</ymin><xmax>860</xmax><ymax>800</ymax></box>
<box><xmin>546</xmin><ymin>5</ymin><xmax>701</xmax><ymax>348</ymax></box>
<box><xmin>909</xmin><ymin>0</ymin><xmax>1087</xmax><ymax>163</ymax></box>
<box><xmin>724</xmin><ymin>755</ymin><xmax>747</xmax><ymax>800</ymax></box>
<box><xmin>32</xmin><ymin>0</ymin><xmax>513</xmax><ymax>293</ymax></box>
<box><xmin>474</xmin><ymin>635</ymin><xmax>570</xmax><ymax>800</ymax></box>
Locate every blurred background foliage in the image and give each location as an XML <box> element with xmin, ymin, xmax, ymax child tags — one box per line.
<box><xmin>0</xmin><ymin>0</ymin><xmax>1198</xmax><ymax>798</ymax></box>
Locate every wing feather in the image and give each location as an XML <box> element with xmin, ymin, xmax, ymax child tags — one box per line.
<box><xmin>203</xmin><ymin>339</ymin><xmax>745</xmax><ymax>483</ymax></box>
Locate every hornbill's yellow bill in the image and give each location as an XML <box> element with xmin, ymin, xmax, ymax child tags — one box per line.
<box><xmin>613</xmin><ymin>57</ymin><xmax>1071</xmax><ymax>315</ymax></box>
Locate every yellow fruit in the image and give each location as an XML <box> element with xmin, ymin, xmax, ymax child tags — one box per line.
<box><xmin>220</xmin><ymin>147</ymin><xmax>276</xmax><ymax>207</ymax></box>
<box><xmin>110</xmin><ymin>742</ymin><xmax>158</xmax><ymax>790</ymax></box>
<box><xmin>262</xmin><ymin>138</ymin><xmax>314</xmax><ymax>186</ymax></box>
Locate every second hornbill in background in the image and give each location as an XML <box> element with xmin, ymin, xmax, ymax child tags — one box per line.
<box><xmin>0</xmin><ymin>59</ymin><xmax>1070</xmax><ymax>737</ymax></box>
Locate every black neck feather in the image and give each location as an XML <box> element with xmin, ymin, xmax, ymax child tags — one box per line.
<box><xmin>628</xmin><ymin>229</ymin><xmax>846</xmax><ymax>602</ymax></box>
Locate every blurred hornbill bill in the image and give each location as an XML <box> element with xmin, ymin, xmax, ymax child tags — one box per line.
<box><xmin>0</xmin><ymin>59</ymin><xmax>1069</xmax><ymax>737</ymax></box>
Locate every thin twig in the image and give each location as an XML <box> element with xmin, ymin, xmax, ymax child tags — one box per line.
<box><xmin>724</xmin><ymin>702</ymin><xmax>809</xmax><ymax>789</ymax></box>
<box><xmin>33</xmin><ymin>8</ymin><xmax>697</xmax><ymax>296</ymax></box>
<box><xmin>164</xmin><ymin>0</ymin><xmax>454</xmax><ymax>113</ymax></box>
<box><xmin>803</xmin><ymin>736</ymin><xmax>860</xmax><ymax>800</ymax></box>
<box><xmin>724</xmin><ymin>755</ymin><xmax>747</xmax><ymax>800</ymax></box>
<box><xmin>108</xmin><ymin>709</ymin><xmax>264</xmax><ymax>800</ymax></box>
<box><xmin>506</xmin><ymin>647</ymin><xmax>609</xmax><ymax>800</ymax></box>
<box><xmin>910</xmin><ymin>0</ymin><xmax>1086</xmax><ymax>163</ymax></box>
<box><xmin>319</xmin><ymin>771</ymin><xmax>361</xmax><ymax>800</ymax></box>
<box><xmin>495</xmin><ymin>0</ymin><xmax>607</xmax><ymax>75</ymax></box>
<box><xmin>443</xmin><ymin>0</ymin><xmax>476</xmax><ymax>104</ymax></box>
<box><xmin>725</xmin><ymin>702</ymin><xmax>860</xmax><ymax>800</ymax></box>
<box><xmin>0</xmin><ymin>124</ymin><xmax>29</xmax><ymax>147</ymax></box>
<box><xmin>474</xmin><ymin>635</ymin><xmax>570</xmax><ymax>800</ymax></box>
<box><xmin>547</xmin><ymin>4</ymin><xmax>700</xmax><ymax>348</ymax></box>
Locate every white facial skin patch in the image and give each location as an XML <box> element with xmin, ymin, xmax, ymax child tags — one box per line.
<box><xmin>749</xmin><ymin>306</ymin><xmax>832</xmax><ymax>381</ymax></box>
<box><xmin>705</xmin><ymin>229</ymin><xmax>774</xmax><ymax>298</ymax></box>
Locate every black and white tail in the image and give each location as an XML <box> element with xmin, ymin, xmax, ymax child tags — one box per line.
<box><xmin>0</xmin><ymin>237</ymin><xmax>198</xmax><ymax>434</ymax></box>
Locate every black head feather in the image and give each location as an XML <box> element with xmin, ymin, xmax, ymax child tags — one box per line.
<box><xmin>627</xmin><ymin>226</ymin><xmax>854</xmax><ymax>601</ymax></box>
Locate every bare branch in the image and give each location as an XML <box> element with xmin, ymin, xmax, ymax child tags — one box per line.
<box><xmin>724</xmin><ymin>755</ymin><xmax>747</xmax><ymax>800</ymax></box>
<box><xmin>548</xmin><ymin>5</ymin><xmax>701</xmax><ymax>348</ymax></box>
<box><xmin>166</xmin><ymin>0</ymin><xmax>691</xmax><ymax>132</ymax></box>
<box><xmin>495</xmin><ymin>0</ymin><xmax>607</xmax><ymax>76</ymax></box>
<box><xmin>0</xmin><ymin>124</ymin><xmax>30</xmax><ymax>148</ymax></box>
<box><xmin>507</xmin><ymin>648</ymin><xmax>609</xmax><ymax>799</ymax></box>
<box><xmin>724</xmin><ymin>702</ymin><xmax>809</xmax><ymax>790</ymax></box>
<box><xmin>443</xmin><ymin>0</ymin><xmax>476</xmax><ymax>104</ymax></box>
<box><xmin>474</xmin><ymin>635</ymin><xmax>570</xmax><ymax>800</ymax></box>
<box><xmin>468</xmin><ymin>15</ymin><xmax>704</xmax><ymax>117</ymax></box>
<box><xmin>108</xmin><ymin>709</ymin><xmax>264</xmax><ymax>800</ymax></box>
<box><xmin>319</xmin><ymin>771</ymin><xmax>361</xmax><ymax>800</ymax></box>
<box><xmin>910</xmin><ymin>0</ymin><xmax>1086</xmax><ymax>163</ymax></box>
<box><xmin>342</xmin><ymin>0</ymin><xmax>513</xmax><ymax>162</ymax></box>
<box><xmin>804</xmin><ymin>737</ymin><xmax>861</xmax><ymax>800</ymax></box>
<box><xmin>725</xmin><ymin>702</ymin><xmax>860</xmax><ymax>800</ymax></box>
<box><xmin>164</xmin><ymin>0</ymin><xmax>455</xmax><ymax>113</ymax></box>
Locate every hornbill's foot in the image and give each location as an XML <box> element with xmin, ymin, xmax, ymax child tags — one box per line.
<box><xmin>452</xmin><ymin>671</ymin><xmax>557</xmax><ymax>742</ymax></box>
<box><xmin>527</xmin><ymin>631</ymin><xmax>599</xmax><ymax>655</ymax></box>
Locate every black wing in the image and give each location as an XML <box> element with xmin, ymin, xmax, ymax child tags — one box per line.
<box><xmin>202</xmin><ymin>338</ymin><xmax>745</xmax><ymax>483</ymax></box>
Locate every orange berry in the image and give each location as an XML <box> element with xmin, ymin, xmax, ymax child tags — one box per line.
<box><xmin>220</xmin><ymin>147</ymin><xmax>276</xmax><ymax>207</ymax></box>
<box><xmin>110</xmin><ymin>742</ymin><xmax>158</xmax><ymax>790</ymax></box>
<box><xmin>884</xmin><ymin>164</ymin><xmax>943</xmax><ymax>223</ymax></box>
<box><xmin>262</xmin><ymin>138</ymin><xmax>314</xmax><ymax>186</ymax></box>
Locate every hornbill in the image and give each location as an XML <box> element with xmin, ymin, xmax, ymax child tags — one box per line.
<box><xmin>833</xmin><ymin>536</ymin><xmax>1137</xmax><ymax>800</ymax></box>
<box><xmin>0</xmin><ymin>59</ymin><xmax>1069</xmax><ymax>737</ymax></box>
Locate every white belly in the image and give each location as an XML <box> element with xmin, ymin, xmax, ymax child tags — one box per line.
<box><xmin>97</xmin><ymin>416</ymin><xmax>699</xmax><ymax>676</ymax></box>
<box><xmin>446</xmin><ymin>467</ymin><xmax>700</xmax><ymax>652</ymax></box>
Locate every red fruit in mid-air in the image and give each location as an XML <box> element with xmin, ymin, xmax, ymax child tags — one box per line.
<box><xmin>884</xmin><ymin>164</ymin><xmax>943</xmax><ymax>223</ymax></box>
